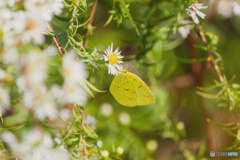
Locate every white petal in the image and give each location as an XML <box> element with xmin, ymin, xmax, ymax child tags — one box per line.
<box><xmin>103</xmin><ymin>55</ymin><xmax>109</xmax><ymax>61</ymax></box>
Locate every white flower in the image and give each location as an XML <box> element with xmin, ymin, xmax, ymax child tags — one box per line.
<box><xmin>117</xmin><ymin>147</ymin><xmax>124</xmax><ymax>155</ymax></box>
<box><xmin>63</xmin><ymin>83</ymin><xmax>88</xmax><ymax>106</ymax></box>
<box><xmin>62</xmin><ymin>51</ymin><xmax>88</xmax><ymax>84</ymax></box>
<box><xmin>186</xmin><ymin>3</ymin><xmax>208</xmax><ymax>24</ymax></box>
<box><xmin>11</xmin><ymin>11</ymin><xmax>47</xmax><ymax>44</ymax></box>
<box><xmin>97</xmin><ymin>140</ymin><xmax>103</xmax><ymax>148</ymax></box>
<box><xmin>2</xmin><ymin>130</ymin><xmax>71</xmax><ymax>160</ymax></box>
<box><xmin>23</xmin><ymin>86</ymin><xmax>58</xmax><ymax>120</ymax></box>
<box><xmin>59</xmin><ymin>109</ymin><xmax>71</xmax><ymax>121</ymax></box>
<box><xmin>233</xmin><ymin>1</ymin><xmax>240</xmax><ymax>16</ymax></box>
<box><xmin>146</xmin><ymin>140</ymin><xmax>158</xmax><ymax>152</ymax></box>
<box><xmin>61</xmin><ymin>51</ymin><xmax>88</xmax><ymax>106</ymax></box>
<box><xmin>118</xmin><ymin>112</ymin><xmax>131</xmax><ymax>125</ymax></box>
<box><xmin>16</xmin><ymin>51</ymin><xmax>48</xmax><ymax>92</ymax></box>
<box><xmin>24</xmin><ymin>0</ymin><xmax>53</xmax><ymax>22</ymax></box>
<box><xmin>100</xmin><ymin>103</ymin><xmax>113</xmax><ymax>116</ymax></box>
<box><xmin>85</xmin><ymin>115</ymin><xmax>97</xmax><ymax>130</ymax></box>
<box><xmin>101</xmin><ymin>150</ymin><xmax>109</xmax><ymax>158</ymax></box>
<box><xmin>48</xmin><ymin>0</ymin><xmax>64</xmax><ymax>15</ymax></box>
<box><xmin>216</xmin><ymin>0</ymin><xmax>233</xmax><ymax>18</ymax></box>
<box><xmin>104</xmin><ymin>43</ymin><xmax>124</xmax><ymax>75</ymax></box>
<box><xmin>178</xmin><ymin>21</ymin><xmax>193</xmax><ymax>38</ymax></box>
<box><xmin>0</xmin><ymin>47</ymin><xmax>19</xmax><ymax>64</ymax></box>
<box><xmin>50</xmin><ymin>148</ymin><xmax>71</xmax><ymax>160</ymax></box>
<box><xmin>0</xmin><ymin>88</ymin><xmax>10</xmax><ymax>115</ymax></box>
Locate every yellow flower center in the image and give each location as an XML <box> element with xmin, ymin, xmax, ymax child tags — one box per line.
<box><xmin>109</xmin><ymin>53</ymin><xmax>119</xmax><ymax>65</ymax></box>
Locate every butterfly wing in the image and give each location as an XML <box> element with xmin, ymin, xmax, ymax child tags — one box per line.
<box><xmin>110</xmin><ymin>71</ymin><xmax>155</xmax><ymax>107</ymax></box>
<box><xmin>126</xmin><ymin>72</ymin><xmax>155</xmax><ymax>106</ymax></box>
<box><xmin>110</xmin><ymin>71</ymin><xmax>138</xmax><ymax>107</ymax></box>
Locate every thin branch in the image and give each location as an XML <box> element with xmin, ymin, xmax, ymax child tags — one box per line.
<box><xmin>46</xmin><ymin>23</ymin><xmax>65</xmax><ymax>56</ymax></box>
<box><xmin>83</xmin><ymin>0</ymin><xmax>98</xmax><ymax>48</ymax></box>
<box><xmin>197</xmin><ymin>25</ymin><xmax>239</xmax><ymax>120</ymax></box>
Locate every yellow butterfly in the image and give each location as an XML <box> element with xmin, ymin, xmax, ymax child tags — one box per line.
<box><xmin>110</xmin><ymin>69</ymin><xmax>155</xmax><ymax>107</ymax></box>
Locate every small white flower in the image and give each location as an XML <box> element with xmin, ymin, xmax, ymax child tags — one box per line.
<box><xmin>48</xmin><ymin>0</ymin><xmax>64</xmax><ymax>15</ymax></box>
<box><xmin>97</xmin><ymin>140</ymin><xmax>103</xmax><ymax>148</ymax></box>
<box><xmin>178</xmin><ymin>21</ymin><xmax>193</xmax><ymax>38</ymax></box>
<box><xmin>0</xmin><ymin>47</ymin><xmax>19</xmax><ymax>64</ymax></box>
<box><xmin>24</xmin><ymin>0</ymin><xmax>53</xmax><ymax>22</ymax></box>
<box><xmin>216</xmin><ymin>0</ymin><xmax>233</xmax><ymax>18</ymax></box>
<box><xmin>11</xmin><ymin>11</ymin><xmax>47</xmax><ymax>44</ymax></box>
<box><xmin>146</xmin><ymin>140</ymin><xmax>158</xmax><ymax>152</ymax></box>
<box><xmin>59</xmin><ymin>109</ymin><xmax>71</xmax><ymax>121</ymax></box>
<box><xmin>104</xmin><ymin>43</ymin><xmax>124</xmax><ymax>75</ymax></box>
<box><xmin>117</xmin><ymin>146</ymin><xmax>124</xmax><ymax>155</ymax></box>
<box><xmin>233</xmin><ymin>1</ymin><xmax>240</xmax><ymax>16</ymax></box>
<box><xmin>2</xmin><ymin>129</ymin><xmax>71</xmax><ymax>160</ymax></box>
<box><xmin>85</xmin><ymin>115</ymin><xmax>97</xmax><ymax>125</ymax></box>
<box><xmin>63</xmin><ymin>83</ymin><xmax>88</xmax><ymax>106</ymax></box>
<box><xmin>100</xmin><ymin>103</ymin><xmax>113</xmax><ymax>116</ymax></box>
<box><xmin>118</xmin><ymin>112</ymin><xmax>131</xmax><ymax>125</ymax></box>
<box><xmin>62</xmin><ymin>51</ymin><xmax>88</xmax><ymax>84</ymax></box>
<box><xmin>0</xmin><ymin>88</ymin><xmax>10</xmax><ymax>114</ymax></box>
<box><xmin>186</xmin><ymin>3</ymin><xmax>208</xmax><ymax>24</ymax></box>
<box><xmin>50</xmin><ymin>148</ymin><xmax>71</xmax><ymax>160</ymax></box>
<box><xmin>16</xmin><ymin>52</ymin><xmax>48</xmax><ymax>92</ymax></box>
<box><xmin>23</xmin><ymin>86</ymin><xmax>58</xmax><ymax>120</ymax></box>
<box><xmin>101</xmin><ymin>150</ymin><xmax>109</xmax><ymax>158</ymax></box>
<box><xmin>85</xmin><ymin>115</ymin><xmax>97</xmax><ymax>130</ymax></box>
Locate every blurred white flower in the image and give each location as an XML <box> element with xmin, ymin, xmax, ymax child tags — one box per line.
<box><xmin>117</xmin><ymin>146</ymin><xmax>124</xmax><ymax>155</ymax></box>
<box><xmin>216</xmin><ymin>0</ymin><xmax>233</xmax><ymax>18</ymax></box>
<box><xmin>97</xmin><ymin>140</ymin><xmax>103</xmax><ymax>148</ymax></box>
<box><xmin>63</xmin><ymin>83</ymin><xmax>88</xmax><ymax>105</ymax></box>
<box><xmin>62</xmin><ymin>51</ymin><xmax>88</xmax><ymax>84</ymax></box>
<box><xmin>118</xmin><ymin>112</ymin><xmax>131</xmax><ymax>125</ymax></box>
<box><xmin>0</xmin><ymin>88</ymin><xmax>10</xmax><ymax>114</ymax></box>
<box><xmin>104</xmin><ymin>43</ymin><xmax>124</xmax><ymax>75</ymax></box>
<box><xmin>10</xmin><ymin>10</ymin><xmax>47</xmax><ymax>44</ymax></box>
<box><xmin>2</xmin><ymin>130</ymin><xmax>71</xmax><ymax>160</ymax></box>
<box><xmin>0</xmin><ymin>68</ymin><xmax>6</xmax><ymax>80</ymax></box>
<box><xmin>100</xmin><ymin>103</ymin><xmax>113</xmax><ymax>116</ymax></box>
<box><xmin>178</xmin><ymin>21</ymin><xmax>193</xmax><ymax>38</ymax></box>
<box><xmin>59</xmin><ymin>109</ymin><xmax>71</xmax><ymax>121</ymax></box>
<box><xmin>62</xmin><ymin>51</ymin><xmax>88</xmax><ymax>106</ymax></box>
<box><xmin>146</xmin><ymin>140</ymin><xmax>158</xmax><ymax>152</ymax></box>
<box><xmin>101</xmin><ymin>150</ymin><xmax>109</xmax><ymax>158</ymax></box>
<box><xmin>186</xmin><ymin>3</ymin><xmax>208</xmax><ymax>24</ymax></box>
<box><xmin>24</xmin><ymin>0</ymin><xmax>53</xmax><ymax>22</ymax></box>
<box><xmin>233</xmin><ymin>1</ymin><xmax>240</xmax><ymax>16</ymax></box>
<box><xmin>16</xmin><ymin>52</ymin><xmax>48</xmax><ymax>92</ymax></box>
<box><xmin>0</xmin><ymin>47</ymin><xmax>19</xmax><ymax>64</ymax></box>
<box><xmin>50</xmin><ymin>148</ymin><xmax>71</xmax><ymax>160</ymax></box>
<box><xmin>23</xmin><ymin>86</ymin><xmax>58</xmax><ymax>120</ymax></box>
<box><xmin>48</xmin><ymin>0</ymin><xmax>64</xmax><ymax>15</ymax></box>
<box><xmin>85</xmin><ymin>115</ymin><xmax>97</xmax><ymax>130</ymax></box>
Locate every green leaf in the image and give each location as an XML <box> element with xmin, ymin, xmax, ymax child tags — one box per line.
<box><xmin>82</xmin><ymin>123</ymin><xmax>98</xmax><ymax>139</ymax></box>
<box><xmin>84</xmin><ymin>80</ymin><xmax>106</xmax><ymax>93</ymax></box>
<box><xmin>119</xmin><ymin>0</ymin><xmax>139</xmax><ymax>36</ymax></box>
<box><xmin>196</xmin><ymin>91</ymin><xmax>217</xmax><ymax>99</ymax></box>
<box><xmin>207</xmin><ymin>119</ymin><xmax>236</xmax><ymax>128</ymax></box>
